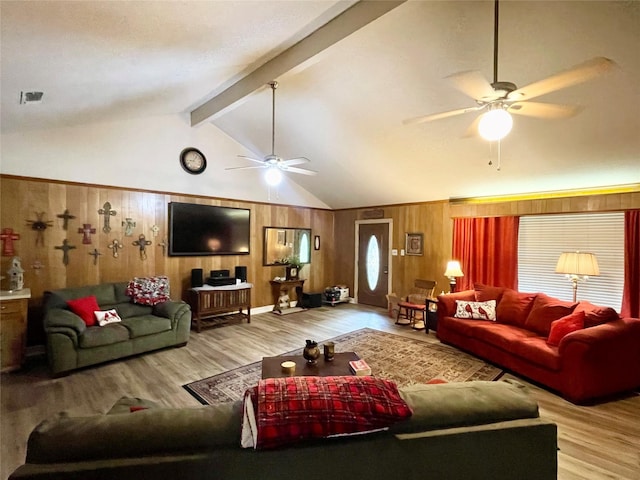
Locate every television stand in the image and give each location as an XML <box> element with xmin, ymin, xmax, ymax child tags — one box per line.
<box><xmin>188</xmin><ymin>283</ymin><xmax>252</xmax><ymax>333</ymax></box>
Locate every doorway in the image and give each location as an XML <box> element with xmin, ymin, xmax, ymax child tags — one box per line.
<box><xmin>355</xmin><ymin>220</ymin><xmax>392</xmax><ymax>308</ymax></box>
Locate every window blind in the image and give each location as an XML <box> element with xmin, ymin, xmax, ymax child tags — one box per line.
<box><xmin>518</xmin><ymin>212</ymin><xmax>624</xmax><ymax>310</ymax></box>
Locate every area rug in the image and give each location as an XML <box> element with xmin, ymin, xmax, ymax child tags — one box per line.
<box><xmin>183</xmin><ymin>328</ymin><xmax>503</xmax><ymax>406</ymax></box>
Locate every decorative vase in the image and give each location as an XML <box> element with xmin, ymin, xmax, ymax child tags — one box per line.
<box><xmin>303</xmin><ymin>339</ymin><xmax>320</xmax><ymax>364</ymax></box>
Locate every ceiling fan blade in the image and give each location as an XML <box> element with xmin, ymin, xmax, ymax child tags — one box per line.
<box><xmin>508</xmin><ymin>102</ymin><xmax>582</xmax><ymax>119</ymax></box>
<box><xmin>462</xmin><ymin>115</ymin><xmax>482</xmax><ymax>138</ymax></box>
<box><xmin>403</xmin><ymin>106</ymin><xmax>484</xmax><ymax>126</ymax></box>
<box><xmin>446</xmin><ymin>70</ymin><xmax>495</xmax><ymax>101</ymax></box>
<box><xmin>237</xmin><ymin>155</ymin><xmax>266</xmax><ymax>165</ymax></box>
<box><xmin>508</xmin><ymin>57</ymin><xmax>617</xmax><ymax>101</ymax></box>
<box><xmin>225</xmin><ymin>165</ymin><xmax>267</xmax><ymax>171</ymax></box>
<box><xmin>281</xmin><ymin>157</ymin><xmax>310</xmax><ymax>166</ymax></box>
<box><xmin>283</xmin><ymin>166</ymin><xmax>317</xmax><ymax>176</ymax></box>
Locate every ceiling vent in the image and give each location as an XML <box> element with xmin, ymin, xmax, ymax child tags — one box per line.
<box><xmin>20</xmin><ymin>91</ymin><xmax>44</xmax><ymax>105</ymax></box>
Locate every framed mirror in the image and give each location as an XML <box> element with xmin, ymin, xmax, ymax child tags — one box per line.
<box><xmin>263</xmin><ymin>227</ymin><xmax>312</xmax><ymax>266</ymax></box>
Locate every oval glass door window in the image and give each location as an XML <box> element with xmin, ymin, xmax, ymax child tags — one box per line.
<box><xmin>366</xmin><ymin>235</ymin><xmax>380</xmax><ymax>291</ymax></box>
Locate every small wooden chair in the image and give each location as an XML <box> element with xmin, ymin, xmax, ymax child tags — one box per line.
<box><xmin>396</xmin><ymin>279</ymin><xmax>436</xmax><ymax>330</ymax></box>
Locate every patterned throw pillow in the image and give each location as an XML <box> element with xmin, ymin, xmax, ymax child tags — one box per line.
<box><xmin>94</xmin><ymin>309</ymin><xmax>122</xmax><ymax>326</ymax></box>
<box><xmin>455</xmin><ymin>300</ymin><xmax>497</xmax><ymax>321</ymax></box>
<box><xmin>125</xmin><ymin>276</ymin><xmax>170</xmax><ymax>306</ymax></box>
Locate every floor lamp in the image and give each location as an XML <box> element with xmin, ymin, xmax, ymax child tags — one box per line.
<box><xmin>555</xmin><ymin>251</ymin><xmax>600</xmax><ymax>302</ymax></box>
<box><xmin>444</xmin><ymin>260</ymin><xmax>464</xmax><ymax>293</ymax></box>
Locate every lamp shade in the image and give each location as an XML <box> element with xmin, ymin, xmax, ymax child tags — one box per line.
<box><xmin>444</xmin><ymin>260</ymin><xmax>464</xmax><ymax>278</ymax></box>
<box><xmin>555</xmin><ymin>252</ymin><xmax>600</xmax><ymax>276</ymax></box>
<box><xmin>478</xmin><ymin>108</ymin><xmax>513</xmax><ymax>141</ymax></box>
<box><xmin>265</xmin><ymin>166</ymin><xmax>282</xmax><ymax>186</ymax></box>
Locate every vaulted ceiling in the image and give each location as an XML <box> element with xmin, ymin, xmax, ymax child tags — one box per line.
<box><xmin>2</xmin><ymin>1</ymin><xmax>639</xmax><ymax>209</ymax></box>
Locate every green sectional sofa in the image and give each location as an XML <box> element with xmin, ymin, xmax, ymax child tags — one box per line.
<box><xmin>43</xmin><ymin>282</ymin><xmax>191</xmax><ymax>376</ymax></box>
<box><xmin>10</xmin><ymin>381</ymin><xmax>558</xmax><ymax>480</ymax></box>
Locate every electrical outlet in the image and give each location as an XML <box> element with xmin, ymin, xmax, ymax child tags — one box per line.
<box><xmin>400</xmin><ymin>249</ymin><xmax>405</xmax><ymax>256</ymax></box>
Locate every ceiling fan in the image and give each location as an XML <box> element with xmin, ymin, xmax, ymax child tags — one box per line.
<box><xmin>403</xmin><ymin>0</ymin><xmax>617</xmax><ymax>140</ymax></box>
<box><xmin>226</xmin><ymin>81</ymin><xmax>316</xmax><ymax>183</ymax></box>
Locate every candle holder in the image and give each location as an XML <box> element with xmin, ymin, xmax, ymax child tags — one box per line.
<box><xmin>323</xmin><ymin>341</ymin><xmax>335</xmax><ymax>361</ymax></box>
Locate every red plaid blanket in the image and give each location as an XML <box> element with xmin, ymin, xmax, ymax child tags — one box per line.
<box><xmin>125</xmin><ymin>276</ymin><xmax>170</xmax><ymax>306</ymax></box>
<box><xmin>241</xmin><ymin>375</ymin><xmax>412</xmax><ymax>449</ymax></box>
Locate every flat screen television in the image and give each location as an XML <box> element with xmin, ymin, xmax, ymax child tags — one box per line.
<box><xmin>168</xmin><ymin>202</ymin><xmax>250</xmax><ymax>256</ymax></box>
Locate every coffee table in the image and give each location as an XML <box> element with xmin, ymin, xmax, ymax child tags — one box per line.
<box><xmin>261</xmin><ymin>352</ymin><xmax>360</xmax><ymax>379</ymax></box>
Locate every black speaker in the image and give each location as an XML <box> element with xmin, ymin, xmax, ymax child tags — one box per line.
<box><xmin>235</xmin><ymin>266</ymin><xmax>247</xmax><ymax>283</ymax></box>
<box><xmin>191</xmin><ymin>268</ymin><xmax>204</xmax><ymax>288</ymax></box>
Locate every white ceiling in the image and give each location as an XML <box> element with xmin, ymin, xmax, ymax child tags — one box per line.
<box><xmin>2</xmin><ymin>0</ymin><xmax>639</xmax><ymax>209</ymax></box>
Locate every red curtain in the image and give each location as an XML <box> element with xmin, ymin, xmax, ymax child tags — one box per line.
<box><xmin>452</xmin><ymin>216</ymin><xmax>520</xmax><ymax>291</ymax></box>
<box><xmin>621</xmin><ymin>210</ymin><xmax>640</xmax><ymax>318</ymax></box>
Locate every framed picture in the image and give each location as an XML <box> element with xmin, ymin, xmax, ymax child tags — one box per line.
<box><xmin>277</xmin><ymin>230</ymin><xmax>286</xmax><ymax>245</ymax></box>
<box><xmin>405</xmin><ymin>232</ymin><xmax>423</xmax><ymax>256</ymax></box>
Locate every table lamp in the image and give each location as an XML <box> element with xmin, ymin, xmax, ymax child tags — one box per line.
<box><xmin>444</xmin><ymin>260</ymin><xmax>464</xmax><ymax>293</ymax></box>
<box><xmin>555</xmin><ymin>251</ymin><xmax>599</xmax><ymax>302</ymax></box>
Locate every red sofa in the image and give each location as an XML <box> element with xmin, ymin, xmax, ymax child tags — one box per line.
<box><xmin>437</xmin><ymin>284</ymin><xmax>640</xmax><ymax>404</ymax></box>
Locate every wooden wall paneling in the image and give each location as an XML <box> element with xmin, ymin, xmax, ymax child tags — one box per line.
<box><xmin>332</xmin><ymin>210</ymin><xmax>357</xmax><ymax>293</ymax></box>
<box><xmin>334</xmin><ymin>201</ymin><xmax>453</xmax><ymax>304</ymax></box>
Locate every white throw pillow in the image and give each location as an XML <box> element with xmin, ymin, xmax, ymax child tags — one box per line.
<box><xmin>94</xmin><ymin>309</ymin><xmax>122</xmax><ymax>326</ymax></box>
<box><xmin>455</xmin><ymin>300</ymin><xmax>497</xmax><ymax>321</ymax></box>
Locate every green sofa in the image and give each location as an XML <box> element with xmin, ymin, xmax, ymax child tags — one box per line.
<box><xmin>9</xmin><ymin>381</ymin><xmax>558</xmax><ymax>479</ymax></box>
<box><xmin>43</xmin><ymin>282</ymin><xmax>191</xmax><ymax>376</ymax></box>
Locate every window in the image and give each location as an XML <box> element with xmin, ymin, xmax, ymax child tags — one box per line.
<box><xmin>366</xmin><ymin>235</ymin><xmax>380</xmax><ymax>291</ymax></box>
<box><xmin>518</xmin><ymin>213</ymin><xmax>624</xmax><ymax>310</ymax></box>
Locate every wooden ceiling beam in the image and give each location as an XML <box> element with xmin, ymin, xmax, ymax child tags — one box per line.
<box><xmin>190</xmin><ymin>0</ymin><xmax>406</xmax><ymax>127</ymax></box>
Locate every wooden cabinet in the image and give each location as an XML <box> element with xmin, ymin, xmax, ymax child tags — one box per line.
<box><xmin>188</xmin><ymin>284</ymin><xmax>252</xmax><ymax>333</ymax></box>
<box><xmin>1</xmin><ymin>289</ymin><xmax>31</xmax><ymax>372</ymax></box>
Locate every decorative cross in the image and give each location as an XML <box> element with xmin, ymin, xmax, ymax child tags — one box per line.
<box><xmin>54</xmin><ymin>239</ymin><xmax>76</xmax><ymax>266</ymax></box>
<box><xmin>78</xmin><ymin>223</ymin><xmax>97</xmax><ymax>244</ymax></box>
<box><xmin>88</xmin><ymin>248</ymin><xmax>102</xmax><ymax>265</ymax></box>
<box><xmin>26</xmin><ymin>212</ymin><xmax>53</xmax><ymax>247</ymax></box>
<box><xmin>107</xmin><ymin>239</ymin><xmax>124</xmax><ymax>258</ymax></box>
<box><xmin>31</xmin><ymin>259</ymin><xmax>45</xmax><ymax>275</ymax></box>
<box><xmin>0</xmin><ymin>228</ymin><xmax>20</xmax><ymax>256</ymax></box>
<box><xmin>150</xmin><ymin>224</ymin><xmax>160</xmax><ymax>237</ymax></box>
<box><xmin>157</xmin><ymin>237</ymin><xmax>167</xmax><ymax>256</ymax></box>
<box><xmin>122</xmin><ymin>218</ymin><xmax>136</xmax><ymax>237</ymax></box>
<box><xmin>57</xmin><ymin>209</ymin><xmax>76</xmax><ymax>230</ymax></box>
<box><xmin>98</xmin><ymin>202</ymin><xmax>117</xmax><ymax>233</ymax></box>
<box><xmin>132</xmin><ymin>234</ymin><xmax>152</xmax><ymax>260</ymax></box>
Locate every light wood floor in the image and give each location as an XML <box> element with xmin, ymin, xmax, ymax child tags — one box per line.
<box><xmin>1</xmin><ymin>304</ymin><xmax>639</xmax><ymax>480</ymax></box>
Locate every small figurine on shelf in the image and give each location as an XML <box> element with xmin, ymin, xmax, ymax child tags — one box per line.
<box><xmin>7</xmin><ymin>256</ymin><xmax>25</xmax><ymax>291</ymax></box>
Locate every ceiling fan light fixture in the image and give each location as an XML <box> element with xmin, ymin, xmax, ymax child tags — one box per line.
<box><xmin>265</xmin><ymin>166</ymin><xmax>283</xmax><ymax>186</ymax></box>
<box><xmin>478</xmin><ymin>107</ymin><xmax>513</xmax><ymax>141</ymax></box>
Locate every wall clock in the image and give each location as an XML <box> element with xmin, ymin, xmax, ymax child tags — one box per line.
<box><xmin>180</xmin><ymin>148</ymin><xmax>207</xmax><ymax>174</ymax></box>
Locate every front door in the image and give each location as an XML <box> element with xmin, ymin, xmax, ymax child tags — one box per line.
<box><xmin>357</xmin><ymin>222</ymin><xmax>390</xmax><ymax>308</ymax></box>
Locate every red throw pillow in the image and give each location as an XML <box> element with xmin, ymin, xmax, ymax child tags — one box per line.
<box><xmin>66</xmin><ymin>295</ymin><xmax>100</xmax><ymax>326</ymax></box>
<box><xmin>495</xmin><ymin>289</ymin><xmax>537</xmax><ymax>326</ymax></box>
<box><xmin>474</xmin><ymin>283</ymin><xmax>505</xmax><ymax>304</ymax></box>
<box><xmin>574</xmin><ymin>301</ymin><xmax>620</xmax><ymax>328</ymax></box>
<box><xmin>525</xmin><ymin>294</ymin><xmax>577</xmax><ymax>336</ymax></box>
<box><xmin>547</xmin><ymin>311</ymin><xmax>585</xmax><ymax>346</ymax></box>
